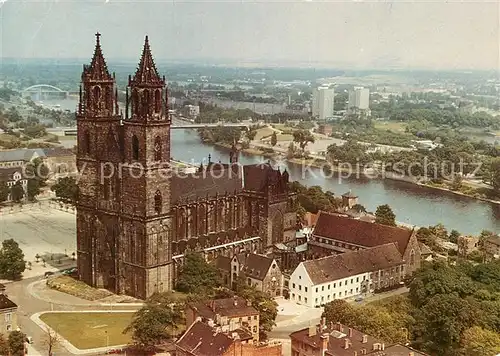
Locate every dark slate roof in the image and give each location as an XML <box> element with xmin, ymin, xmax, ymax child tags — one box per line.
<box><xmin>0</xmin><ymin>149</ymin><xmax>35</xmax><ymax>162</ymax></box>
<box><xmin>42</xmin><ymin>147</ymin><xmax>74</xmax><ymax>158</ymax></box>
<box><xmin>189</xmin><ymin>296</ymin><xmax>258</xmax><ymax>319</ymax></box>
<box><xmin>214</xmin><ymin>256</ymin><xmax>231</xmax><ymax>272</ymax></box>
<box><xmin>240</xmin><ymin>254</ymin><xmax>276</xmax><ymax>281</ymax></box>
<box><xmin>0</xmin><ymin>295</ymin><xmax>17</xmax><ymax>310</ymax></box>
<box><xmin>0</xmin><ymin>167</ymin><xmax>24</xmax><ymax>182</ymax></box>
<box><xmin>171</xmin><ymin>167</ymin><xmax>242</xmax><ymax>205</ymax></box>
<box><xmin>367</xmin><ymin>344</ymin><xmax>430</xmax><ymax>355</ymax></box>
<box><xmin>176</xmin><ymin>321</ymin><xmax>234</xmax><ymax>356</ymax></box>
<box><xmin>313</xmin><ymin>211</ymin><xmax>413</xmax><ymax>255</ymax></box>
<box><xmin>243</xmin><ymin>163</ymin><xmax>288</xmax><ymax>193</ymax></box>
<box><xmin>302</xmin><ymin>243</ymin><xmax>404</xmax><ymax>285</ymax></box>
<box><xmin>290</xmin><ymin>322</ymin><xmax>383</xmax><ymax>356</ymax></box>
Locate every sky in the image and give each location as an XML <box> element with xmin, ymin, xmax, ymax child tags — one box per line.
<box><xmin>0</xmin><ymin>0</ymin><xmax>499</xmax><ymax>70</ymax></box>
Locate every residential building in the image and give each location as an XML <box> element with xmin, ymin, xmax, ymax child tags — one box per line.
<box><xmin>0</xmin><ymin>149</ymin><xmax>39</xmax><ymax>168</ymax></box>
<box><xmin>185</xmin><ymin>104</ymin><xmax>200</xmax><ymax>118</ymax></box>
<box><xmin>309</xmin><ymin>212</ymin><xmax>421</xmax><ymax>275</ymax></box>
<box><xmin>176</xmin><ymin>320</ymin><xmax>282</xmax><ymax>356</ymax></box>
<box><xmin>185</xmin><ymin>296</ymin><xmax>260</xmax><ymax>342</ymax></box>
<box><xmin>0</xmin><ymin>168</ymin><xmax>27</xmax><ymax>202</ymax></box>
<box><xmin>457</xmin><ymin>235</ymin><xmax>479</xmax><ymax>257</ymax></box>
<box><xmin>290</xmin><ymin>319</ymin><xmax>428</xmax><ymax>356</ymax></box>
<box><xmin>216</xmin><ymin>253</ymin><xmax>284</xmax><ymax>297</ymax></box>
<box><xmin>0</xmin><ymin>285</ymin><xmax>17</xmax><ymax>333</ymax></box>
<box><xmin>289</xmin><ymin>243</ymin><xmax>404</xmax><ymax>307</ymax></box>
<box><xmin>317</xmin><ymin>124</ymin><xmax>333</xmax><ymax>136</ymax></box>
<box><xmin>348</xmin><ymin>87</ymin><xmax>370</xmax><ymax>117</ymax></box>
<box><xmin>312</xmin><ymin>87</ymin><xmax>335</xmax><ymax>121</ymax></box>
<box><xmin>41</xmin><ymin>147</ymin><xmax>76</xmax><ymax>180</ymax></box>
<box><xmin>484</xmin><ymin>235</ymin><xmax>500</xmax><ymax>259</ymax></box>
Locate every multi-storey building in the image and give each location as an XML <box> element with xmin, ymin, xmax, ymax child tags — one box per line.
<box><xmin>289</xmin><ymin>243</ymin><xmax>404</xmax><ymax>307</ymax></box>
<box><xmin>312</xmin><ymin>87</ymin><xmax>335</xmax><ymax>121</ymax></box>
<box><xmin>75</xmin><ymin>34</ymin><xmax>296</xmax><ymax>299</ymax></box>
<box><xmin>308</xmin><ymin>212</ymin><xmax>421</xmax><ymax>276</ymax></box>
<box><xmin>290</xmin><ymin>319</ymin><xmax>429</xmax><ymax>356</ymax></box>
<box><xmin>176</xmin><ymin>320</ymin><xmax>282</xmax><ymax>356</ymax></box>
<box><xmin>186</xmin><ymin>296</ymin><xmax>260</xmax><ymax>342</ymax></box>
<box><xmin>347</xmin><ymin>87</ymin><xmax>370</xmax><ymax>117</ymax></box>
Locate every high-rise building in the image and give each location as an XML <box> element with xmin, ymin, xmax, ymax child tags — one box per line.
<box><xmin>347</xmin><ymin>87</ymin><xmax>370</xmax><ymax>116</ymax></box>
<box><xmin>312</xmin><ymin>86</ymin><xmax>335</xmax><ymax>121</ymax></box>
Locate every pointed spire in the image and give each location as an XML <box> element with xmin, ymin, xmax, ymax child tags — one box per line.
<box><xmin>85</xmin><ymin>32</ymin><xmax>112</xmax><ymax>81</ymax></box>
<box><xmin>130</xmin><ymin>35</ymin><xmax>164</xmax><ymax>86</ymax></box>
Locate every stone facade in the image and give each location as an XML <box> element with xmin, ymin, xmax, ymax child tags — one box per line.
<box><xmin>75</xmin><ymin>34</ymin><xmax>296</xmax><ymax>299</ymax></box>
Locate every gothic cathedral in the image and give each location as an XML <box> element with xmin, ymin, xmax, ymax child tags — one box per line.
<box><xmin>76</xmin><ymin>34</ymin><xmax>297</xmax><ymax>299</ymax></box>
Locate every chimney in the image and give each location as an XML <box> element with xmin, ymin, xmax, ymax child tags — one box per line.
<box><xmin>344</xmin><ymin>339</ymin><xmax>350</xmax><ymax>349</ymax></box>
<box><xmin>354</xmin><ymin>352</ymin><xmax>358</xmax><ymax>356</ymax></box>
<box><xmin>308</xmin><ymin>326</ymin><xmax>317</xmax><ymax>337</ymax></box>
<box><xmin>233</xmin><ymin>296</ymin><xmax>238</xmax><ymax>306</ymax></box>
<box><xmin>320</xmin><ymin>333</ymin><xmax>329</xmax><ymax>354</ymax></box>
<box><xmin>209</xmin><ymin>300</ymin><xmax>215</xmax><ymax>311</ymax></box>
<box><xmin>362</xmin><ymin>335</ymin><xmax>368</xmax><ymax>343</ymax></box>
<box><xmin>321</xmin><ymin>317</ymin><xmax>326</xmax><ymax>329</ymax></box>
<box><xmin>247</xmin><ymin>300</ymin><xmax>252</xmax><ymax>307</ymax></box>
<box><xmin>348</xmin><ymin>328</ymin><xmax>353</xmax><ymax>337</ymax></box>
<box><xmin>381</xmin><ymin>343</ymin><xmax>385</xmax><ymax>351</ymax></box>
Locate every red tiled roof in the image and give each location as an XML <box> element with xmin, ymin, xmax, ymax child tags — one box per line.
<box><xmin>290</xmin><ymin>322</ymin><xmax>383</xmax><ymax>356</ymax></box>
<box><xmin>176</xmin><ymin>321</ymin><xmax>234</xmax><ymax>356</ymax></box>
<box><xmin>313</xmin><ymin>211</ymin><xmax>413</xmax><ymax>255</ymax></box>
<box><xmin>189</xmin><ymin>296</ymin><xmax>258</xmax><ymax>319</ymax></box>
<box><xmin>302</xmin><ymin>243</ymin><xmax>404</xmax><ymax>285</ymax></box>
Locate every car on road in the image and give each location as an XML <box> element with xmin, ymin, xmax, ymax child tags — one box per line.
<box><xmin>61</xmin><ymin>267</ymin><xmax>76</xmax><ymax>275</ymax></box>
<box><xmin>44</xmin><ymin>271</ymin><xmax>54</xmax><ymax>278</ymax></box>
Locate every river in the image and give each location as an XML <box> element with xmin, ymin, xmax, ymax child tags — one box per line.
<box><xmin>41</xmin><ymin>98</ymin><xmax>500</xmax><ymax>234</ymax></box>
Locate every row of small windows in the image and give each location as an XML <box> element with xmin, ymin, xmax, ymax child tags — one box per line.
<box><xmin>292</xmin><ymin>276</ymin><xmax>366</xmax><ymax>292</ymax></box>
<box><xmin>82</xmin><ymin>131</ymin><xmax>164</xmax><ymax>162</ymax></box>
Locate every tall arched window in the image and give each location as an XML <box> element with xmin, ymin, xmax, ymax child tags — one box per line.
<box><xmin>154</xmin><ymin>136</ymin><xmax>162</xmax><ymax>161</ymax></box>
<box><xmin>410</xmin><ymin>249</ymin><xmax>415</xmax><ymax>266</ymax></box>
<box><xmin>143</xmin><ymin>90</ymin><xmax>150</xmax><ymax>116</ymax></box>
<box><xmin>105</xmin><ymin>86</ymin><xmax>112</xmax><ymax>109</ymax></box>
<box><xmin>93</xmin><ymin>86</ymin><xmax>101</xmax><ymax>111</ymax></box>
<box><xmin>132</xmin><ymin>89</ymin><xmax>139</xmax><ymax>117</ymax></box>
<box><xmin>155</xmin><ymin>89</ymin><xmax>161</xmax><ymax>114</ymax></box>
<box><xmin>132</xmin><ymin>135</ymin><xmax>139</xmax><ymax>160</ymax></box>
<box><xmin>83</xmin><ymin>131</ymin><xmax>90</xmax><ymax>155</ymax></box>
<box><xmin>154</xmin><ymin>191</ymin><xmax>162</xmax><ymax>214</ymax></box>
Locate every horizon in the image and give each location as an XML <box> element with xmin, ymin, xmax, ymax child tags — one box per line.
<box><xmin>0</xmin><ymin>0</ymin><xmax>498</xmax><ymax>71</ymax></box>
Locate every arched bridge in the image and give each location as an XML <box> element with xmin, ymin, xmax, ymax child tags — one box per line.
<box><xmin>23</xmin><ymin>84</ymin><xmax>66</xmax><ymax>93</ymax></box>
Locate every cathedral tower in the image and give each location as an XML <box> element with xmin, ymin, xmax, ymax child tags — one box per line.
<box><xmin>119</xmin><ymin>36</ymin><xmax>173</xmax><ymax>298</ymax></box>
<box><xmin>76</xmin><ymin>33</ymin><xmax>122</xmax><ymax>291</ymax></box>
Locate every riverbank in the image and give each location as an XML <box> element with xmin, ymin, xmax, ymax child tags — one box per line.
<box><xmin>212</xmin><ymin>140</ymin><xmax>500</xmax><ymax>206</ymax></box>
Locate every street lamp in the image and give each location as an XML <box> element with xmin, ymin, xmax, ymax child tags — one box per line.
<box><xmin>105</xmin><ymin>330</ymin><xmax>109</xmax><ymax>348</ymax></box>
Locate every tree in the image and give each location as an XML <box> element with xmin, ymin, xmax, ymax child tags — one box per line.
<box><xmin>450</xmin><ymin>174</ymin><xmax>462</xmax><ymax>191</ymax></box>
<box><xmin>0</xmin><ymin>239</ymin><xmax>26</xmax><ymax>280</ymax></box>
<box><xmin>0</xmin><ymin>181</ymin><xmax>9</xmax><ymax>203</ymax></box>
<box><xmin>42</xmin><ymin>326</ymin><xmax>60</xmax><ymax>356</ymax></box>
<box><xmin>27</xmin><ymin>178</ymin><xmax>41</xmax><ymax>201</ymax></box>
<box><xmin>0</xmin><ymin>334</ymin><xmax>9</xmax><ymax>356</ymax></box>
<box><xmin>25</xmin><ymin>157</ymin><xmax>50</xmax><ymax>186</ymax></box>
<box><xmin>235</xmin><ymin>281</ymin><xmax>278</xmax><ymax>339</ymax></box>
<box><xmin>292</xmin><ymin>129</ymin><xmax>315</xmax><ymax>151</ymax></box>
<box><xmin>448</xmin><ymin>229</ymin><xmax>461</xmax><ymax>244</ymax></box>
<box><xmin>175</xmin><ymin>252</ymin><xmax>221</xmax><ymax>294</ymax></box>
<box><xmin>8</xmin><ymin>330</ymin><xmax>25</xmax><ymax>356</ymax></box>
<box><xmin>490</xmin><ymin>157</ymin><xmax>500</xmax><ymax>191</ymax></box>
<box><xmin>461</xmin><ymin>326</ymin><xmax>500</xmax><ymax>356</ymax></box>
<box><xmin>51</xmin><ymin>177</ymin><xmax>78</xmax><ymax>203</ymax></box>
<box><xmin>374</xmin><ymin>204</ymin><xmax>396</xmax><ymax>226</ymax></box>
<box><xmin>125</xmin><ymin>292</ymin><xmax>184</xmax><ymax>350</ymax></box>
<box><xmin>322</xmin><ymin>299</ymin><xmax>359</xmax><ymax>326</ymax></box>
<box><xmin>351</xmin><ymin>204</ymin><xmax>366</xmax><ymax>213</ymax></box>
<box><xmin>9</xmin><ymin>181</ymin><xmax>24</xmax><ymax>203</ymax></box>
<box><xmin>270</xmin><ymin>131</ymin><xmax>277</xmax><ymax>146</ymax></box>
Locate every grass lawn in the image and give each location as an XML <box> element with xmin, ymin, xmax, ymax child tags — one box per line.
<box><xmin>0</xmin><ymin>133</ymin><xmax>19</xmax><ymax>141</ymax></box>
<box><xmin>277</xmin><ymin>134</ymin><xmax>293</xmax><ymax>141</ymax></box>
<box><xmin>47</xmin><ymin>275</ymin><xmax>112</xmax><ymax>301</ymax></box>
<box><xmin>40</xmin><ymin>312</ymin><xmax>134</xmax><ymax>350</ymax></box>
<box><xmin>254</xmin><ymin>127</ymin><xmax>275</xmax><ymax>141</ymax></box>
<box><xmin>374</xmin><ymin>121</ymin><xmax>407</xmax><ymax>132</ymax></box>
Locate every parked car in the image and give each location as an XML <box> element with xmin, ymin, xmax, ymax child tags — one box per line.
<box><xmin>44</xmin><ymin>271</ymin><xmax>54</xmax><ymax>278</ymax></box>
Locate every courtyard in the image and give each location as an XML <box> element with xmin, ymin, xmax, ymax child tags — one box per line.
<box><xmin>0</xmin><ymin>204</ymin><xmax>76</xmax><ymax>276</ymax></box>
<box><xmin>39</xmin><ymin>311</ymin><xmax>133</xmax><ymax>350</ymax></box>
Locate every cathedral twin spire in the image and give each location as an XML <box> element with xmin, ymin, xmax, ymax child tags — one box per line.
<box><xmin>84</xmin><ymin>33</ymin><xmax>164</xmax><ymax>88</ymax></box>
